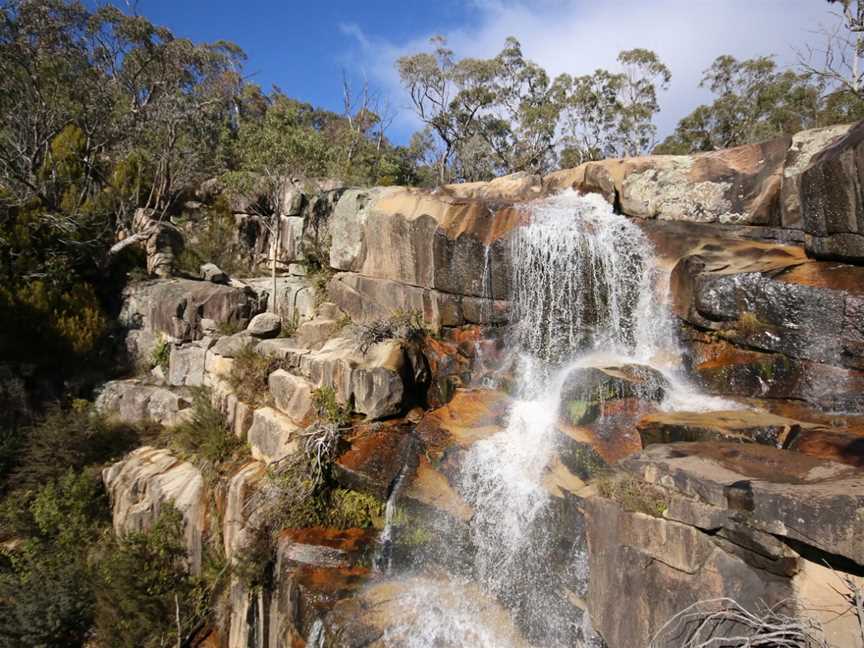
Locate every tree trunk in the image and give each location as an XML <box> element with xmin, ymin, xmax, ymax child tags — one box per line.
<box><xmin>271</xmin><ymin>217</ymin><xmax>281</xmax><ymax>314</ymax></box>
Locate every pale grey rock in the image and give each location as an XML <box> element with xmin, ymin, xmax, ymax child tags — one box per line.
<box><xmin>268</xmin><ymin>369</ymin><xmax>315</xmax><ymax>423</ymax></box>
<box><xmin>103</xmin><ymin>447</ymin><xmax>206</xmax><ymax>573</ymax></box>
<box><xmin>201</xmin><ymin>262</ymin><xmax>229</xmax><ymax>284</ymax></box>
<box><xmin>95</xmin><ymin>379</ymin><xmax>192</xmax><ymax>426</ymax></box>
<box><xmin>246</xmin><ymin>312</ymin><xmax>282</xmax><ymax>338</ymax></box>
<box><xmin>247</xmin><ymin>407</ymin><xmax>300</xmax><ymax>463</ymax></box>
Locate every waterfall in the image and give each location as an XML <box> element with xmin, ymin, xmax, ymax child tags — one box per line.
<box><xmin>371</xmin><ymin>190</ymin><xmax>731</xmax><ymax>647</ymax></box>
<box><xmin>374</xmin><ymin>462</ymin><xmax>411</xmax><ymax>574</ymax></box>
<box><xmin>509</xmin><ymin>191</ymin><xmax>674</xmax><ymax>371</ymax></box>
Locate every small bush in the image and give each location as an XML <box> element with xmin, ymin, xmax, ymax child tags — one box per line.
<box><xmin>277</xmin><ymin>311</ymin><xmax>299</xmax><ymax>338</ymax></box>
<box><xmin>311</xmin><ymin>386</ymin><xmax>351</xmax><ymax>427</ymax></box>
<box><xmin>226</xmin><ymin>344</ymin><xmax>282</xmax><ymax>407</ymax></box>
<box><xmin>308</xmin><ymin>267</ymin><xmax>334</xmax><ymax>307</ymax></box>
<box><xmin>10</xmin><ymin>403</ymin><xmax>140</xmax><ymax>493</ymax></box>
<box><xmin>355</xmin><ymin>309</ymin><xmax>428</xmax><ymax>354</ymax></box>
<box><xmin>163</xmin><ymin>388</ymin><xmax>246</xmax><ymax>467</ymax></box>
<box><xmin>93</xmin><ymin>506</ymin><xmax>214</xmax><ymax>648</ymax></box>
<box><xmin>150</xmin><ymin>338</ymin><xmax>170</xmax><ymax>371</ymax></box>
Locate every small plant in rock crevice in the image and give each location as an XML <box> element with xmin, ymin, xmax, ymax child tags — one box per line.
<box><xmin>150</xmin><ymin>338</ymin><xmax>171</xmax><ymax>371</ymax></box>
<box><xmin>160</xmin><ymin>388</ymin><xmax>248</xmax><ymax>480</ymax></box>
<box><xmin>311</xmin><ymin>386</ymin><xmax>352</xmax><ymax>427</ymax></box>
<box><xmin>226</xmin><ymin>344</ymin><xmax>283</xmax><ymax>407</ymax></box>
<box><xmin>595</xmin><ymin>472</ymin><xmax>668</xmax><ymax>517</ymax></box>
<box><xmin>355</xmin><ymin>309</ymin><xmax>428</xmax><ymax>354</ymax></box>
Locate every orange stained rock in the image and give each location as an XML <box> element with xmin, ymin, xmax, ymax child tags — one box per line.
<box><xmin>403</xmin><ymin>456</ymin><xmax>472</xmax><ymax>522</ymax></box>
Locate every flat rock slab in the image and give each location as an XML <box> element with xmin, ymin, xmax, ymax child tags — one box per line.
<box><xmin>622</xmin><ymin>442</ymin><xmax>864</xmax><ymax>565</ymax></box>
<box><xmin>637</xmin><ymin>409</ymin><xmax>808</xmax><ymax>448</ymax></box>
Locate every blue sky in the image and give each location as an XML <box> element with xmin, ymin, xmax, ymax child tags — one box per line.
<box><xmin>114</xmin><ymin>1</ymin><xmax>839</xmax><ymax>145</ymax></box>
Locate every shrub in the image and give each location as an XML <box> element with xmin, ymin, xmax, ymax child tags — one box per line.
<box><xmin>150</xmin><ymin>338</ymin><xmax>170</xmax><ymax>371</ymax></box>
<box><xmin>0</xmin><ymin>470</ymin><xmax>107</xmax><ymax>646</ymax></box>
<box><xmin>226</xmin><ymin>344</ymin><xmax>282</xmax><ymax>407</ymax></box>
<box><xmin>311</xmin><ymin>386</ymin><xmax>352</xmax><ymax>427</ymax></box>
<box><xmin>10</xmin><ymin>403</ymin><xmax>140</xmax><ymax>493</ymax></box>
<box><xmin>93</xmin><ymin>506</ymin><xmax>213</xmax><ymax>648</ymax></box>
<box><xmin>164</xmin><ymin>388</ymin><xmax>247</xmax><ymax>467</ymax></box>
<box><xmin>355</xmin><ymin>309</ymin><xmax>427</xmax><ymax>354</ymax></box>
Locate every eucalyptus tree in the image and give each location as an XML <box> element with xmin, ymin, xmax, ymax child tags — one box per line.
<box><xmin>655</xmin><ymin>55</ymin><xmax>860</xmax><ymax>154</ymax></box>
<box><xmin>558</xmin><ymin>49</ymin><xmax>671</xmax><ymax>165</ymax></box>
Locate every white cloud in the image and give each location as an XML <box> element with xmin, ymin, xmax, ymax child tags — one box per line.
<box><xmin>342</xmin><ymin>0</ymin><xmax>841</xmax><ymax>143</ymax></box>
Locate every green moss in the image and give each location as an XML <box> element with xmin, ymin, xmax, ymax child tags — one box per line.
<box><xmin>327</xmin><ymin>489</ymin><xmax>385</xmax><ymax>529</ymax></box>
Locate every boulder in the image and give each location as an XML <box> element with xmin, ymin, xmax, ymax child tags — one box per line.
<box><xmin>333</xmin><ymin>421</ymin><xmax>416</xmax><ymax>499</ymax></box>
<box><xmin>584</xmin><ymin>440</ymin><xmax>864</xmax><ymax>647</ymax></box>
<box><xmin>684</xmin><ymin>327</ymin><xmax>864</xmax><ymax>413</ymax></box>
<box><xmin>247</xmin><ymin>406</ymin><xmax>300</xmax><ymax>463</ymax></box>
<box><xmin>102</xmin><ymin>447</ymin><xmax>206</xmax><ymax>573</ymax></box>
<box><xmin>119</xmin><ymin>279</ymin><xmax>257</xmax><ymax>359</ymax></box>
<box><xmin>781</xmin><ymin>124</ymin><xmax>852</xmax><ymax>229</ymax></box>
<box><xmin>295</xmin><ymin>317</ymin><xmax>343</xmax><ymax>350</ymax></box>
<box><xmin>801</xmin><ymin>119</ymin><xmax>864</xmax><ymax>262</ymax></box>
<box><xmin>246</xmin><ymin>312</ymin><xmax>281</xmax><ymax>338</ymax></box>
<box><xmin>321</xmin><ymin>578</ymin><xmax>530</xmax><ymax>648</ymax></box>
<box><xmin>548</xmin><ymin>137</ymin><xmax>791</xmax><ymax>225</ymax></box>
<box><xmin>268</xmin><ymin>369</ymin><xmax>315</xmax><ymax>424</ymax></box>
<box><xmin>255</xmin><ymin>338</ymin><xmax>310</xmax><ymax>368</ymax></box>
<box><xmin>239</xmin><ymin>276</ymin><xmax>317</xmax><ymax>324</ymax></box>
<box><xmin>298</xmin><ymin>336</ymin><xmax>413</xmax><ymax>420</ymax></box>
<box><xmin>200</xmin><ymin>262</ymin><xmax>229</xmax><ymax>284</ymax></box>
<box><xmin>674</xmin><ymin>250</ymin><xmax>864</xmax><ymax>371</ymax></box>
<box><xmin>328</xmin><ymin>186</ymin><xmax>518</xmax><ymax>301</ymax></box>
<box><xmin>95</xmin><ymin>379</ymin><xmax>192</xmax><ymax>426</ymax></box>
<box><xmin>168</xmin><ymin>341</ymin><xmax>210</xmax><ymax>386</ymax></box>
<box><xmin>558</xmin><ymin>364</ymin><xmax>669</xmax><ymax>426</ymax></box>
<box><xmin>329</xmin><ymin>272</ymin><xmax>507</xmax><ymax>331</ymax></box>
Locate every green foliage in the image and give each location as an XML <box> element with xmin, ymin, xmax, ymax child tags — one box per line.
<box><xmin>656</xmin><ymin>55</ymin><xmax>864</xmax><ymax>154</ymax></box>
<box><xmin>226</xmin><ymin>344</ymin><xmax>282</xmax><ymax>407</ymax></box>
<box><xmin>93</xmin><ymin>506</ymin><xmax>214</xmax><ymax>648</ymax></box>
<box><xmin>397</xmin><ymin>36</ymin><xmax>671</xmax><ymax>179</ymax></box>
<box><xmin>164</xmin><ymin>388</ymin><xmax>247</xmax><ymax>467</ymax></box>
<box><xmin>150</xmin><ymin>338</ymin><xmax>171</xmax><ymax>371</ymax></box>
<box><xmin>0</xmin><ymin>469</ymin><xmax>106</xmax><ymax>647</ymax></box>
<box><xmin>177</xmin><ymin>197</ymin><xmax>252</xmax><ymax>276</ymax></box>
<box><xmin>7</xmin><ymin>403</ymin><xmax>140</xmax><ymax>494</ymax></box>
<box><xmin>312</xmin><ymin>386</ymin><xmax>352</xmax><ymax>426</ymax></box>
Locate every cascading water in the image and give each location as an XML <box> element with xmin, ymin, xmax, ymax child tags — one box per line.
<box><xmin>362</xmin><ymin>190</ymin><xmax>734</xmax><ymax>647</ymax></box>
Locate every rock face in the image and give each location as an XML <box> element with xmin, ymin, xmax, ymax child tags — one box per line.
<box><xmin>120</xmin><ymin>278</ymin><xmax>258</xmax><ymax>364</ymax></box>
<box><xmin>102</xmin><ymin>447</ymin><xmax>207</xmax><ymax>573</ymax></box>
<box><xmin>247</xmin><ymin>406</ymin><xmax>300</xmax><ymax>463</ymax></box>
<box><xmin>547</xmin><ymin>137</ymin><xmax>791</xmax><ymax>225</ymax></box>
<box><xmin>801</xmin><ymin>120</ymin><xmax>864</xmax><ymax>262</ymax></box>
<box><xmin>327</xmin><ymin>186</ymin><xmax>518</xmax><ymax>329</ymax></box>
<box><xmin>298</xmin><ymin>336</ymin><xmax>415</xmax><ymax>421</ymax></box>
<box><xmin>101</xmin><ymin>122</ymin><xmax>864</xmax><ymax>648</ymax></box>
<box><xmin>584</xmin><ymin>442</ymin><xmax>864</xmax><ymax>648</ymax></box>
<box><xmin>96</xmin><ymin>379</ymin><xmax>192</xmax><ymax>426</ymax></box>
